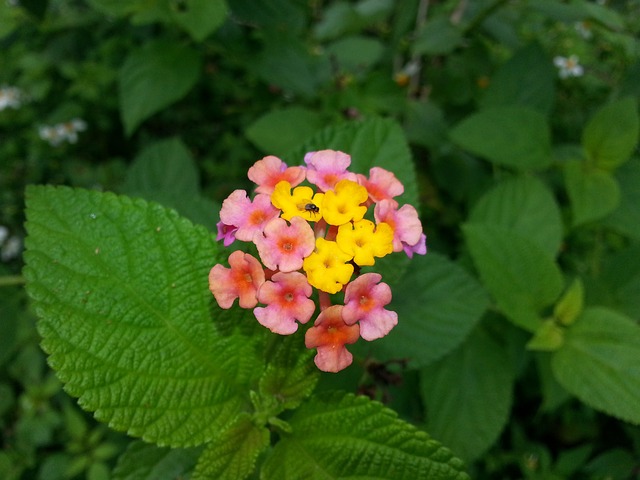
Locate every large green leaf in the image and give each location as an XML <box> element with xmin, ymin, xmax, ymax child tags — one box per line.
<box><xmin>412</xmin><ymin>16</ymin><xmax>463</xmax><ymax>55</ymax></box>
<box><xmin>479</xmin><ymin>43</ymin><xmax>555</xmax><ymax>114</ymax></box>
<box><xmin>170</xmin><ymin>0</ymin><xmax>228</xmax><ymax>42</ymax></box>
<box><xmin>450</xmin><ymin>106</ymin><xmax>552</xmax><ymax>170</ymax></box>
<box><xmin>245</xmin><ymin>107</ymin><xmax>324</xmax><ymax>156</ymax></box>
<box><xmin>118</xmin><ymin>40</ymin><xmax>201</xmax><ymax>135</ymax></box>
<box><xmin>420</xmin><ymin>327</ymin><xmax>514</xmax><ymax>461</ymax></box>
<box><xmin>463</xmin><ymin>224</ymin><xmax>563</xmax><ymax>332</ymax></box>
<box><xmin>261</xmin><ymin>392</ymin><xmax>470</xmax><ymax>480</ymax></box>
<box><xmin>372</xmin><ymin>253</ymin><xmax>489</xmax><ymax>367</ymax></box>
<box><xmin>564</xmin><ymin>160</ymin><xmax>620</xmax><ymax>227</ymax></box>
<box><xmin>120</xmin><ymin>137</ymin><xmax>218</xmax><ymax>230</ymax></box>
<box><xmin>468</xmin><ymin>175</ymin><xmax>563</xmax><ymax>257</ymax></box>
<box><xmin>552</xmin><ymin>308</ymin><xmax>640</xmax><ymax>424</ymax></box>
<box><xmin>23</xmin><ymin>186</ymin><xmax>259</xmax><ymax>447</ymax></box>
<box><xmin>193</xmin><ymin>415</ymin><xmax>270</xmax><ymax>480</ymax></box>
<box><xmin>582</xmin><ymin>98</ymin><xmax>639</xmax><ymax>171</ymax></box>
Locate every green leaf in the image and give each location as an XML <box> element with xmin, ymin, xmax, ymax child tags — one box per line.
<box><xmin>120</xmin><ymin>137</ymin><xmax>218</xmax><ymax>230</ymax></box>
<box><xmin>420</xmin><ymin>327</ymin><xmax>514</xmax><ymax>461</ymax></box>
<box><xmin>564</xmin><ymin>160</ymin><xmax>620</xmax><ymax>227</ymax></box>
<box><xmin>373</xmin><ymin>253</ymin><xmax>489</xmax><ymax>368</ymax></box>
<box><xmin>582</xmin><ymin>98</ymin><xmax>639</xmax><ymax>171</ymax></box>
<box><xmin>169</xmin><ymin>0</ymin><xmax>228</xmax><ymax>42</ymax></box>
<box><xmin>463</xmin><ymin>224</ymin><xmax>563</xmax><ymax>332</ymax></box>
<box><xmin>553</xmin><ymin>278</ymin><xmax>584</xmax><ymax>326</ymax></box>
<box><xmin>23</xmin><ymin>186</ymin><xmax>260</xmax><ymax>447</ymax></box>
<box><xmin>85</xmin><ymin>0</ymin><xmax>138</xmax><ymax>16</ymax></box>
<box><xmin>112</xmin><ymin>441</ymin><xmax>200</xmax><ymax>480</ymax></box>
<box><xmin>603</xmin><ymin>158</ymin><xmax>640</xmax><ymax>239</ymax></box>
<box><xmin>245</xmin><ymin>108</ymin><xmax>324</xmax><ymax>156</ymax></box>
<box><xmin>413</xmin><ymin>16</ymin><xmax>463</xmax><ymax>55</ymax></box>
<box><xmin>468</xmin><ymin>175</ymin><xmax>563</xmax><ymax>257</ymax></box>
<box><xmin>118</xmin><ymin>40</ymin><xmax>202</xmax><ymax>135</ymax></box>
<box><xmin>258</xmin><ymin>335</ymin><xmax>319</xmax><ymax>413</ymax></box>
<box><xmin>326</xmin><ymin>35</ymin><xmax>384</xmax><ymax>73</ymax></box>
<box><xmin>552</xmin><ymin>307</ymin><xmax>640</xmax><ymax>424</ymax></box>
<box><xmin>479</xmin><ymin>43</ymin><xmax>555</xmax><ymax>115</ymax></box>
<box><xmin>254</xmin><ymin>34</ymin><xmax>331</xmax><ymax>97</ymax></box>
<box><xmin>193</xmin><ymin>415</ymin><xmax>269</xmax><ymax>480</ymax></box>
<box><xmin>526</xmin><ymin>319</ymin><xmax>565</xmax><ymax>352</ymax></box>
<box><xmin>229</xmin><ymin>0</ymin><xmax>306</xmax><ymax>32</ymax></box>
<box><xmin>261</xmin><ymin>392</ymin><xmax>470</xmax><ymax>480</ymax></box>
<box><xmin>450</xmin><ymin>106</ymin><xmax>552</xmax><ymax>170</ymax></box>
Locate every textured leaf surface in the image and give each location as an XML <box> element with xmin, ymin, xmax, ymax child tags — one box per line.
<box><xmin>258</xmin><ymin>335</ymin><xmax>319</xmax><ymax>412</ymax></box>
<box><xmin>552</xmin><ymin>308</ymin><xmax>640</xmax><ymax>424</ymax></box>
<box><xmin>23</xmin><ymin>186</ymin><xmax>259</xmax><ymax>447</ymax></box>
<box><xmin>262</xmin><ymin>392</ymin><xmax>470</xmax><ymax>480</ymax></box>
<box><xmin>373</xmin><ymin>253</ymin><xmax>489</xmax><ymax>367</ymax></box>
<box><xmin>468</xmin><ymin>175</ymin><xmax>562</xmax><ymax>256</ymax></box>
<box><xmin>583</xmin><ymin>98</ymin><xmax>638</xmax><ymax>170</ymax></box>
<box><xmin>193</xmin><ymin>415</ymin><xmax>269</xmax><ymax>480</ymax></box>
<box><xmin>564</xmin><ymin>160</ymin><xmax>620</xmax><ymax>226</ymax></box>
<box><xmin>119</xmin><ymin>40</ymin><xmax>201</xmax><ymax>135</ymax></box>
<box><xmin>463</xmin><ymin>224</ymin><xmax>563</xmax><ymax>332</ymax></box>
<box><xmin>450</xmin><ymin>106</ymin><xmax>551</xmax><ymax>170</ymax></box>
<box><xmin>420</xmin><ymin>327</ymin><xmax>514</xmax><ymax>461</ymax></box>
<box><xmin>112</xmin><ymin>441</ymin><xmax>200</xmax><ymax>480</ymax></box>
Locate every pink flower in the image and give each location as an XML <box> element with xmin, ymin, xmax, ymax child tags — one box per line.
<box><xmin>215</xmin><ymin>221</ymin><xmax>237</xmax><ymax>246</ymax></box>
<box><xmin>248</xmin><ymin>155</ymin><xmax>306</xmax><ymax>195</ymax></box>
<box><xmin>343</xmin><ymin>273</ymin><xmax>398</xmax><ymax>341</ymax></box>
<box><xmin>254</xmin><ymin>272</ymin><xmax>315</xmax><ymax>334</ymax></box>
<box><xmin>357</xmin><ymin>167</ymin><xmax>404</xmax><ymax>204</ymax></box>
<box><xmin>219</xmin><ymin>190</ymin><xmax>280</xmax><ymax>242</ymax></box>
<box><xmin>254</xmin><ymin>216</ymin><xmax>316</xmax><ymax>272</ymax></box>
<box><xmin>374</xmin><ymin>199</ymin><xmax>425</xmax><ymax>255</ymax></box>
<box><xmin>304</xmin><ymin>150</ymin><xmax>358</xmax><ymax>192</ymax></box>
<box><xmin>305</xmin><ymin>305</ymin><xmax>360</xmax><ymax>373</ymax></box>
<box><xmin>209</xmin><ymin>251</ymin><xmax>265</xmax><ymax>309</ymax></box>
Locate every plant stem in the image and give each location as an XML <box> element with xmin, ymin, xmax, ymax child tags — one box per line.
<box><xmin>0</xmin><ymin>275</ymin><xmax>25</xmax><ymax>287</ymax></box>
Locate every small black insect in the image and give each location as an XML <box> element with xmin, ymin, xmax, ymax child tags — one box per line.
<box><xmin>303</xmin><ymin>203</ymin><xmax>320</xmax><ymax>215</ymax></box>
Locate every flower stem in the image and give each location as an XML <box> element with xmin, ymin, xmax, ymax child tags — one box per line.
<box><xmin>0</xmin><ymin>275</ymin><xmax>25</xmax><ymax>287</ymax></box>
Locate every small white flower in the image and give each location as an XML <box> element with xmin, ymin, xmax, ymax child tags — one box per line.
<box><xmin>553</xmin><ymin>55</ymin><xmax>584</xmax><ymax>79</ymax></box>
<box><xmin>0</xmin><ymin>86</ymin><xmax>22</xmax><ymax>111</ymax></box>
<box><xmin>574</xmin><ymin>21</ymin><xmax>592</xmax><ymax>39</ymax></box>
<box><xmin>38</xmin><ymin>118</ymin><xmax>87</xmax><ymax>146</ymax></box>
<box><xmin>1</xmin><ymin>235</ymin><xmax>22</xmax><ymax>262</ymax></box>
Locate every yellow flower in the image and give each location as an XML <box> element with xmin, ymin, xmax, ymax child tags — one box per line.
<box><xmin>321</xmin><ymin>180</ymin><xmax>368</xmax><ymax>226</ymax></box>
<box><xmin>336</xmin><ymin>219</ymin><xmax>394</xmax><ymax>266</ymax></box>
<box><xmin>271</xmin><ymin>181</ymin><xmax>325</xmax><ymax>222</ymax></box>
<box><xmin>303</xmin><ymin>238</ymin><xmax>354</xmax><ymax>294</ymax></box>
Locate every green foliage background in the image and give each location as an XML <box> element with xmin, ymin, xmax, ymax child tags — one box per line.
<box><xmin>2</xmin><ymin>0</ymin><xmax>640</xmax><ymax>479</ymax></box>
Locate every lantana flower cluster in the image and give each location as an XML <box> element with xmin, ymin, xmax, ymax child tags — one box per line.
<box><xmin>208</xmin><ymin>150</ymin><xmax>426</xmax><ymax>372</ymax></box>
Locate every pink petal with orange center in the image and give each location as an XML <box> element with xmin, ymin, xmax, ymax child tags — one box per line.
<box><xmin>220</xmin><ymin>191</ymin><xmax>280</xmax><ymax>242</ymax></box>
<box><xmin>343</xmin><ymin>273</ymin><xmax>397</xmax><ymax>341</ymax></box>
<box><xmin>209</xmin><ymin>251</ymin><xmax>265</xmax><ymax>309</ymax></box>
<box><xmin>357</xmin><ymin>167</ymin><xmax>404</xmax><ymax>203</ymax></box>
<box><xmin>254</xmin><ymin>216</ymin><xmax>315</xmax><ymax>272</ymax></box>
<box><xmin>305</xmin><ymin>305</ymin><xmax>360</xmax><ymax>372</ymax></box>
<box><xmin>254</xmin><ymin>271</ymin><xmax>315</xmax><ymax>335</ymax></box>
<box><xmin>248</xmin><ymin>155</ymin><xmax>306</xmax><ymax>194</ymax></box>
<box><xmin>304</xmin><ymin>150</ymin><xmax>358</xmax><ymax>192</ymax></box>
<box><xmin>374</xmin><ymin>199</ymin><xmax>424</xmax><ymax>253</ymax></box>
